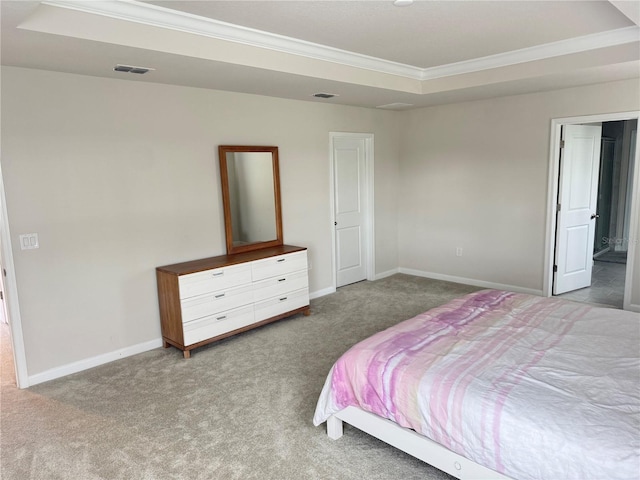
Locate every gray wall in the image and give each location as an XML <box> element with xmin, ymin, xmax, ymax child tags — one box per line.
<box><xmin>1</xmin><ymin>66</ymin><xmax>638</xmax><ymax>380</ymax></box>
<box><xmin>1</xmin><ymin>66</ymin><xmax>401</xmax><ymax>377</ymax></box>
<box><xmin>398</xmin><ymin>79</ymin><xmax>640</xmax><ymax>298</ymax></box>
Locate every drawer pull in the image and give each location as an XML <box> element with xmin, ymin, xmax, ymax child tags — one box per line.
<box><xmin>212</xmin><ymin>272</ymin><xmax>224</xmax><ymax>277</ymax></box>
<box><xmin>214</xmin><ymin>293</ymin><xmax>226</xmax><ymax>299</ymax></box>
<box><xmin>278</xmin><ymin>278</ymin><xmax>286</xmax><ymax>282</ymax></box>
<box><xmin>216</xmin><ymin>315</ymin><xmax>227</xmax><ymax>321</ymax></box>
<box><xmin>277</xmin><ymin>258</ymin><xmax>286</xmax><ymax>263</ymax></box>
<box><xmin>279</xmin><ymin>297</ymin><xmax>288</xmax><ymax>301</ymax></box>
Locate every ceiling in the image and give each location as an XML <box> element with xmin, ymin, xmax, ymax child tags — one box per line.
<box><xmin>2</xmin><ymin>0</ymin><xmax>639</xmax><ymax>110</ymax></box>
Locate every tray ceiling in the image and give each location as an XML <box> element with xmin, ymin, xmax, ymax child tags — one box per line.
<box><xmin>2</xmin><ymin>0</ymin><xmax>639</xmax><ymax>109</ymax></box>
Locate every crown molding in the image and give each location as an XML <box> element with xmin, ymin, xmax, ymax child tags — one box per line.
<box><xmin>42</xmin><ymin>0</ymin><xmax>640</xmax><ymax>83</ymax></box>
<box><xmin>41</xmin><ymin>0</ymin><xmax>424</xmax><ymax>79</ymax></box>
<box><xmin>421</xmin><ymin>26</ymin><xmax>640</xmax><ymax>80</ymax></box>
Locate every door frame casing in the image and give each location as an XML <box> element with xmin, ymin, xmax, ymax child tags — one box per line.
<box><xmin>0</xmin><ymin>160</ymin><xmax>29</xmax><ymax>387</ymax></box>
<box><xmin>544</xmin><ymin>111</ymin><xmax>640</xmax><ymax>311</ymax></box>
<box><xmin>329</xmin><ymin>132</ymin><xmax>375</xmax><ymax>290</ymax></box>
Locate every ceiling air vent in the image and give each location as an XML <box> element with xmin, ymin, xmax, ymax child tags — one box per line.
<box><xmin>312</xmin><ymin>92</ymin><xmax>338</xmax><ymax>99</ymax></box>
<box><xmin>376</xmin><ymin>103</ymin><xmax>414</xmax><ymax>110</ymax></box>
<box><xmin>114</xmin><ymin>64</ymin><xmax>155</xmax><ymax>74</ymax></box>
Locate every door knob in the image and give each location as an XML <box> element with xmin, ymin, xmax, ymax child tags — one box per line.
<box><xmin>590</xmin><ymin>214</ymin><xmax>599</xmax><ymax>220</ymax></box>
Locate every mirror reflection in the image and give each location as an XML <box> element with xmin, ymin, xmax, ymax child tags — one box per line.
<box><xmin>226</xmin><ymin>151</ymin><xmax>277</xmax><ymax>245</ymax></box>
<box><xmin>219</xmin><ymin>146</ymin><xmax>283</xmax><ymax>255</ymax></box>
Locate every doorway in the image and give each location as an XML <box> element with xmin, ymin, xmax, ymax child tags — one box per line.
<box><xmin>329</xmin><ymin>133</ymin><xmax>374</xmax><ymax>289</ymax></box>
<box><xmin>545</xmin><ymin>113</ymin><xmax>639</xmax><ymax>311</ymax></box>
<box><xmin>557</xmin><ymin>120</ymin><xmax>636</xmax><ymax>308</ymax></box>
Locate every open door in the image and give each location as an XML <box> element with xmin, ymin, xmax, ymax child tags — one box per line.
<box><xmin>553</xmin><ymin>124</ymin><xmax>602</xmax><ymax>295</ymax></box>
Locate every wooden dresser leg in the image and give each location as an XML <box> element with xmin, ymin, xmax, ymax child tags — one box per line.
<box><xmin>303</xmin><ymin>307</ymin><xmax>311</xmax><ymax>316</ymax></box>
<box><xmin>183</xmin><ymin>350</ymin><xmax>191</xmax><ymax>359</ymax></box>
<box><xmin>163</xmin><ymin>340</ymin><xmax>170</xmax><ymax>349</ymax></box>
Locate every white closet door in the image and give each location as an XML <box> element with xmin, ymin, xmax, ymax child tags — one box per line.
<box><xmin>333</xmin><ymin>136</ymin><xmax>368</xmax><ymax>287</ymax></box>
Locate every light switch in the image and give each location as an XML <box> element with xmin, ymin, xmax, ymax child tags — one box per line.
<box><xmin>19</xmin><ymin>233</ymin><xmax>39</xmax><ymax>250</ymax></box>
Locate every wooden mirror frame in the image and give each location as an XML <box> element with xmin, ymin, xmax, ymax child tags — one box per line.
<box><xmin>219</xmin><ymin>145</ymin><xmax>283</xmax><ymax>255</ymax></box>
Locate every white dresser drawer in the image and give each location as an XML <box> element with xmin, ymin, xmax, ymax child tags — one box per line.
<box><xmin>179</xmin><ymin>263</ymin><xmax>252</xmax><ymax>299</ymax></box>
<box><xmin>183</xmin><ymin>304</ymin><xmax>254</xmax><ymax>346</ymax></box>
<box><xmin>181</xmin><ymin>283</ymin><xmax>253</xmax><ymax>323</ymax></box>
<box><xmin>254</xmin><ymin>288</ymin><xmax>309</xmax><ymax>323</ymax></box>
<box><xmin>252</xmin><ymin>270</ymin><xmax>309</xmax><ymax>303</ymax></box>
<box><xmin>252</xmin><ymin>250</ymin><xmax>308</xmax><ymax>282</ymax></box>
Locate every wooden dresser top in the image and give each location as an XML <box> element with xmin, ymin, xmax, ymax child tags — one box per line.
<box><xmin>156</xmin><ymin>245</ymin><xmax>307</xmax><ymax>276</ymax></box>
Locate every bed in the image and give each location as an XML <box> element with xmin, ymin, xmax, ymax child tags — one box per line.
<box><xmin>313</xmin><ymin>290</ymin><xmax>640</xmax><ymax>480</ymax></box>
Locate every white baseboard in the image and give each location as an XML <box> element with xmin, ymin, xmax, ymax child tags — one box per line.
<box><xmin>28</xmin><ymin>338</ymin><xmax>163</xmax><ymax>387</ymax></box>
<box><xmin>625</xmin><ymin>302</ymin><xmax>640</xmax><ymax>313</ymax></box>
<box><xmin>593</xmin><ymin>247</ymin><xmax>610</xmax><ymax>259</ymax></box>
<box><xmin>310</xmin><ymin>269</ymin><xmax>399</xmax><ymax>298</ymax></box>
<box><xmin>398</xmin><ymin>268</ymin><xmax>544</xmax><ymax>296</ymax></box>
<box><xmin>374</xmin><ymin>268</ymin><xmax>399</xmax><ymax>280</ymax></box>
<box><xmin>310</xmin><ymin>286</ymin><xmax>335</xmax><ymax>300</ymax></box>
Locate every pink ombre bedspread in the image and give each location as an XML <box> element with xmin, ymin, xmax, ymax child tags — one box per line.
<box><xmin>313</xmin><ymin>290</ymin><xmax>640</xmax><ymax>480</ymax></box>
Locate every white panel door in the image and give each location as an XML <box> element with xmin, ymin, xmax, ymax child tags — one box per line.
<box><xmin>554</xmin><ymin>124</ymin><xmax>602</xmax><ymax>295</ymax></box>
<box><xmin>333</xmin><ymin>136</ymin><xmax>368</xmax><ymax>287</ymax></box>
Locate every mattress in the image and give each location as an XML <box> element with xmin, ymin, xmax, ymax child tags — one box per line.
<box><xmin>313</xmin><ymin>290</ymin><xmax>640</xmax><ymax>480</ymax></box>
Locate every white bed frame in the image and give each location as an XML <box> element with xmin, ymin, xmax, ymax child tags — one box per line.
<box><xmin>326</xmin><ymin>406</ymin><xmax>512</xmax><ymax>480</ymax></box>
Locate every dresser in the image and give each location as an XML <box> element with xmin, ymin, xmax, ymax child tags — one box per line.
<box><xmin>156</xmin><ymin>245</ymin><xmax>310</xmax><ymax>358</ymax></box>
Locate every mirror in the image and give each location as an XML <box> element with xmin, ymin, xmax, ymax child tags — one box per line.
<box><xmin>219</xmin><ymin>145</ymin><xmax>283</xmax><ymax>255</ymax></box>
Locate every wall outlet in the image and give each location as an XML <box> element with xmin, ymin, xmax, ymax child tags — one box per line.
<box><xmin>456</xmin><ymin>247</ymin><xmax>463</xmax><ymax>257</ymax></box>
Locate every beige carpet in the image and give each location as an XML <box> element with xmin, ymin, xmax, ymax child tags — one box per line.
<box><xmin>1</xmin><ymin>274</ymin><xmax>480</xmax><ymax>480</ymax></box>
